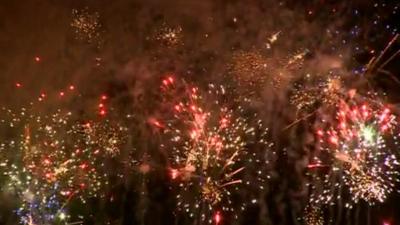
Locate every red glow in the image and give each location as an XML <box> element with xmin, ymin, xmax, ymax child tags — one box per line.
<box><xmin>15</xmin><ymin>83</ymin><xmax>22</xmax><ymax>88</ymax></box>
<box><xmin>101</xmin><ymin>95</ymin><xmax>108</xmax><ymax>100</ymax></box>
<box><xmin>170</xmin><ymin>169</ymin><xmax>179</xmax><ymax>179</ymax></box>
<box><xmin>162</xmin><ymin>76</ymin><xmax>175</xmax><ymax>86</ymax></box>
<box><xmin>79</xmin><ymin>163</ymin><xmax>88</xmax><ymax>169</ymax></box>
<box><xmin>99</xmin><ymin>109</ymin><xmax>106</xmax><ymax>116</ymax></box>
<box><xmin>34</xmin><ymin>56</ymin><xmax>41</xmax><ymax>62</ymax></box>
<box><xmin>329</xmin><ymin>136</ymin><xmax>338</xmax><ymax>145</ymax></box>
<box><xmin>307</xmin><ymin>164</ymin><xmax>328</xmax><ymax>169</ymax></box>
<box><xmin>362</xmin><ymin>111</ymin><xmax>369</xmax><ymax>118</ymax></box>
<box><xmin>220</xmin><ymin>118</ymin><xmax>229</xmax><ymax>128</ymax></box>
<box><xmin>339</xmin><ymin>111</ymin><xmax>346</xmax><ymax>117</ymax></box>
<box><xmin>43</xmin><ymin>159</ymin><xmax>51</xmax><ymax>165</ymax></box>
<box><xmin>214</xmin><ymin>211</ymin><xmax>222</xmax><ymax>224</ymax></box>
<box><xmin>149</xmin><ymin>118</ymin><xmax>164</xmax><ymax>128</ymax></box>
<box><xmin>361</xmin><ymin>104</ymin><xmax>367</xmax><ymax>111</ymax></box>
<box><xmin>383</xmin><ymin>108</ymin><xmax>390</xmax><ymax>114</ymax></box>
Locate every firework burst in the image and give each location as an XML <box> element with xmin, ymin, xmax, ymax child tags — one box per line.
<box><xmin>0</xmin><ymin>106</ymin><xmax>127</xmax><ymax>224</ymax></box>
<box><xmin>229</xmin><ymin>49</ymin><xmax>307</xmax><ymax>94</ymax></box>
<box><xmin>154</xmin><ymin>77</ymin><xmax>274</xmax><ymax>223</ymax></box>
<box><xmin>290</xmin><ymin>73</ymin><xmax>343</xmax><ymax>113</ymax></box>
<box><xmin>14</xmin><ymin>183</ymin><xmax>72</xmax><ymax>225</ymax></box>
<box><xmin>309</xmin><ymin>98</ymin><xmax>400</xmax><ymax>206</ymax></box>
<box><xmin>153</xmin><ymin>24</ymin><xmax>183</xmax><ymax>47</ymax></box>
<box><xmin>303</xmin><ymin>205</ymin><xmax>324</xmax><ymax>225</ymax></box>
<box><xmin>71</xmin><ymin>8</ymin><xmax>102</xmax><ymax>47</ymax></box>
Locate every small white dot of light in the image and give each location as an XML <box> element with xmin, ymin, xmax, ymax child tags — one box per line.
<box><xmin>59</xmin><ymin>212</ymin><xmax>66</xmax><ymax>220</ymax></box>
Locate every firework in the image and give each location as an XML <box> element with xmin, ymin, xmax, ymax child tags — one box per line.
<box><xmin>304</xmin><ymin>205</ymin><xmax>324</xmax><ymax>225</ymax></box>
<box><xmin>154</xmin><ymin>77</ymin><xmax>274</xmax><ymax>223</ymax></box>
<box><xmin>229</xmin><ymin>48</ymin><xmax>308</xmax><ymax>94</ymax></box>
<box><xmin>265</xmin><ymin>31</ymin><xmax>281</xmax><ymax>49</ymax></box>
<box><xmin>0</xmin><ymin>106</ymin><xmax>127</xmax><ymax>224</ymax></box>
<box><xmin>15</xmin><ymin>183</ymin><xmax>72</xmax><ymax>225</ymax></box>
<box><xmin>154</xmin><ymin>24</ymin><xmax>183</xmax><ymax>47</ymax></box>
<box><xmin>229</xmin><ymin>50</ymin><xmax>291</xmax><ymax>94</ymax></box>
<box><xmin>230</xmin><ymin>51</ymin><xmax>269</xmax><ymax>91</ymax></box>
<box><xmin>1</xmin><ymin>138</ymin><xmax>72</xmax><ymax>225</ymax></box>
<box><xmin>71</xmin><ymin>8</ymin><xmax>102</xmax><ymax>46</ymax></box>
<box><xmin>290</xmin><ymin>73</ymin><xmax>343</xmax><ymax>112</ymax></box>
<box><xmin>79</xmin><ymin>121</ymin><xmax>124</xmax><ymax>157</ymax></box>
<box><xmin>309</xmin><ymin>98</ymin><xmax>400</xmax><ymax>206</ymax></box>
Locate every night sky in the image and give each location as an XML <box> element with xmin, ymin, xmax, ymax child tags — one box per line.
<box><xmin>0</xmin><ymin>1</ymin><xmax>400</xmax><ymax>225</ymax></box>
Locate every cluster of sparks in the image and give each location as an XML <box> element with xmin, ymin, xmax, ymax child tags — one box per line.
<box><xmin>290</xmin><ymin>73</ymin><xmax>343</xmax><ymax>112</ymax></box>
<box><xmin>0</xmin><ymin>106</ymin><xmax>127</xmax><ymax>224</ymax></box>
<box><xmin>15</xmin><ymin>184</ymin><xmax>71</xmax><ymax>225</ymax></box>
<box><xmin>304</xmin><ymin>205</ymin><xmax>324</xmax><ymax>225</ymax></box>
<box><xmin>1</xmin><ymin>70</ymin><xmax>400</xmax><ymax>225</ymax></box>
<box><xmin>309</xmin><ymin>99</ymin><xmax>400</xmax><ymax>206</ymax></box>
<box><xmin>230</xmin><ymin>51</ymin><xmax>270</xmax><ymax>90</ymax></box>
<box><xmin>154</xmin><ymin>24</ymin><xmax>183</xmax><ymax>47</ymax></box>
<box><xmin>229</xmin><ymin>47</ymin><xmax>308</xmax><ymax>94</ymax></box>
<box><xmin>71</xmin><ymin>8</ymin><xmax>102</xmax><ymax>46</ymax></box>
<box><xmin>155</xmin><ymin>77</ymin><xmax>274</xmax><ymax>223</ymax></box>
<box><xmin>4</xmin><ymin>75</ymin><xmax>400</xmax><ymax>225</ymax></box>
